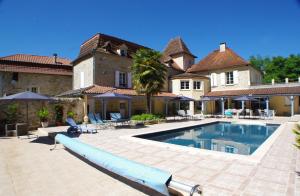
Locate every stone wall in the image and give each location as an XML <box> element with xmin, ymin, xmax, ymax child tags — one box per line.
<box><xmin>0</xmin><ymin>72</ymin><xmax>72</xmax><ymax>97</ymax></box>
<box><xmin>0</xmin><ymin>98</ymin><xmax>84</xmax><ymax>131</ymax></box>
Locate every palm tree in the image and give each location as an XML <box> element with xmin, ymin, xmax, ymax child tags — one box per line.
<box><xmin>132</xmin><ymin>48</ymin><xmax>167</xmax><ymax>113</ymax></box>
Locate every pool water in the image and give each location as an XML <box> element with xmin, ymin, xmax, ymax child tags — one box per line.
<box><xmin>136</xmin><ymin>122</ymin><xmax>279</xmax><ymax>155</ymax></box>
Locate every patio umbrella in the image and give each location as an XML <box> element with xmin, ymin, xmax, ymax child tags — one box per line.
<box><xmin>234</xmin><ymin>95</ymin><xmax>258</xmax><ymax>110</ymax></box>
<box><xmin>94</xmin><ymin>92</ymin><xmax>131</xmax><ymax>99</ymax></box>
<box><xmin>94</xmin><ymin>92</ymin><xmax>132</xmax><ymax>119</ymax></box>
<box><xmin>0</xmin><ymin>91</ymin><xmax>54</xmax><ymax>124</ymax></box>
<box><xmin>172</xmin><ymin>95</ymin><xmax>195</xmax><ymax>101</ymax></box>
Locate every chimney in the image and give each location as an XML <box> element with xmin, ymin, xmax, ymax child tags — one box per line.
<box><xmin>285</xmin><ymin>78</ymin><xmax>289</xmax><ymax>84</ymax></box>
<box><xmin>53</xmin><ymin>53</ymin><xmax>58</xmax><ymax>64</ymax></box>
<box><xmin>219</xmin><ymin>42</ymin><xmax>226</xmax><ymax>52</ymax></box>
<box><xmin>271</xmin><ymin>79</ymin><xmax>275</xmax><ymax>85</ymax></box>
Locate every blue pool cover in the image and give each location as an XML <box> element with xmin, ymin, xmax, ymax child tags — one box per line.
<box><xmin>55</xmin><ymin>134</ymin><xmax>172</xmax><ymax>195</ymax></box>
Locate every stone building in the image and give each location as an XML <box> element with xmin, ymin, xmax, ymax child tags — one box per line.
<box><xmin>0</xmin><ymin>54</ymin><xmax>73</xmax><ymax>128</ymax></box>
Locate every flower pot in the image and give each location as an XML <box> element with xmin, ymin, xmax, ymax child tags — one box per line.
<box><xmin>41</xmin><ymin>121</ymin><xmax>48</xmax><ymax>128</ymax></box>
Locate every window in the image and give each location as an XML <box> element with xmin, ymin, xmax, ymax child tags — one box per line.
<box><xmin>119</xmin><ymin>72</ymin><xmax>127</xmax><ymax>88</ymax></box>
<box><xmin>180</xmin><ymin>80</ymin><xmax>189</xmax><ymax>90</ymax></box>
<box><xmin>12</xmin><ymin>72</ymin><xmax>18</xmax><ymax>81</ymax></box>
<box><xmin>225</xmin><ymin>145</ymin><xmax>236</xmax><ymax>154</ymax></box>
<box><xmin>193</xmin><ymin>81</ymin><xmax>201</xmax><ymax>90</ymax></box>
<box><xmin>27</xmin><ymin>87</ymin><xmax>39</xmax><ymax>93</ymax></box>
<box><xmin>120</xmin><ymin>49</ymin><xmax>127</xmax><ymax>56</ymax></box>
<box><xmin>226</xmin><ymin>71</ymin><xmax>234</xmax><ymax>85</ymax></box>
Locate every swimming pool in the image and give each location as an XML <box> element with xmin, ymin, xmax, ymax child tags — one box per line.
<box><xmin>136</xmin><ymin>122</ymin><xmax>279</xmax><ymax>155</ymax></box>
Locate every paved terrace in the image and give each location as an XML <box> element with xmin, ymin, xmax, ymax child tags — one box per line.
<box><xmin>1</xmin><ymin>117</ymin><xmax>300</xmax><ymax>195</ymax></box>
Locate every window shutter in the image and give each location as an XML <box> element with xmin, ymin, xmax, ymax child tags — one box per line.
<box><xmin>115</xmin><ymin>70</ymin><xmax>119</xmax><ymax>87</ymax></box>
<box><xmin>210</xmin><ymin>74</ymin><xmax>214</xmax><ymax>86</ymax></box>
<box><xmin>80</xmin><ymin>71</ymin><xmax>84</xmax><ymax>88</ymax></box>
<box><xmin>127</xmin><ymin>72</ymin><xmax>132</xmax><ymax>88</ymax></box>
<box><xmin>233</xmin><ymin>70</ymin><xmax>239</xmax><ymax>84</ymax></box>
<box><xmin>214</xmin><ymin>73</ymin><xmax>218</xmax><ymax>86</ymax></box>
<box><xmin>220</xmin><ymin>72</ymin><xmax>225</xmax><ymax>85</ymax></box>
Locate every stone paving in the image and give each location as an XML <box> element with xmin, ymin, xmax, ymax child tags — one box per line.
<box><xmin>0</xmin><ymin>136</ymin><xmax>145</xmax><ymax>196</ymax></box>
<box><xmin>75</xmin><ymin>117</ymin><xmax>300</xmax><ymax>196</ymax></box>
<box><xmin>1</xmin><ymin>117</ymin><xmax>300</xmax><ymax>196</ymax></box>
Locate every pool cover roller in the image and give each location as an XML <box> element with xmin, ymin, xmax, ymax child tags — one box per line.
<box><xmin>54</xmin><ymin>134</ymin><xmax>172</xmax><ymax>195</ymax></box>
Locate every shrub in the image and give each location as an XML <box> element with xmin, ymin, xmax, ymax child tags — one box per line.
<box><xmin>54</xmin><ymin>105</ymin><xmax>63</xmax><ymax>123</ymax></box>
<box><xmin>131</xmin><ymin>113</ymin><xmax>162</xmax><ymax>121</ymax></box>
<box><xmin>67</xmin><ymin>111</ymin><xmax>75</xmax><ymax>118</ymax></box>
<box><xmin>5</xmin><ymin>103</ymin><xmax>18</xmax><ymax>124</ymax></box>
<box><xmin>293</xmin><ymin>123</ymin><xmax>300</xmax><ymax>149</ymax></box>
<box><xmin>37</xmin><ymin>107</ymin><xmax>49</xmax><ymax>122</ymax></box>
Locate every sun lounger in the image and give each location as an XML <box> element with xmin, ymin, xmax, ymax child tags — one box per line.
<box><xmin>110</xmin><ymin>112</ymin><xmax>129</xmax><ymax>125</ymax></box>
<box><xmin>66</xmin><ymin>117</ymin><xmax>96</xmax><ymax>134</ymax></box>
<box><xmin>94</xmin><ymin>113</ymin><xmax>111</xmax><ymax>127</ymax></box>
<box><xmin>88</xmin><ymin>113</ymin><xmax>107</xmax><ymax>129</ymax></box>
<box><xmin>177</xmin><ymin>110</ymin><xmax>188</xmax><ymax>119</ymax></box>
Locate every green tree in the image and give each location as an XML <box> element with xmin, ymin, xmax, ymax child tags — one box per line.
<box><xmin>249</xmin><ymin>54</ymin><xmax>300</xmax><ymax>83</ymax></box>
<box><xmin>293</xmin><ymin>124</ymin><xmax>300</xmax><ymax>150</ymax></box>
<box><xmin>132</xmin><ymin>48</ymin><xmax>167</xmax><ymax>113</ymax></box>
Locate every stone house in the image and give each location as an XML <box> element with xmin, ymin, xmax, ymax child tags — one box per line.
<box><xmin>0</xmin><ymin>54</ymin><xmax>74</xmax><ymax>128</ymax></box>
<box><xmin>62</xmin><ymin>33</ymin><xmax>300</xmax><ymax>118</ymax></box>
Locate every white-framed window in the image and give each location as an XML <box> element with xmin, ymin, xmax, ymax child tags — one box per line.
<box><xmin>193</xmin><ymin>81</ymin><xmax>201</xmax><ymax>90</ymax></box>
<box><xmin>226</xmin><ymin>71</ymin><xmax>234</xmax><ymax>85</ymax></box>
<box><xmin>119</xmin><ymin>72</ymin><xmax>127</xmax><ymax>88</ymax></box>
<box><xmin>180</xmin><ymin>80</ymin><xmax>189</xmax><ymax>90</ymax></box>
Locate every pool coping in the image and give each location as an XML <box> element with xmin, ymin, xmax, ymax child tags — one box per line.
<box><xmin>120</xmin><ymin>119</ymin><xmax>285</xmax><ymax>163</ymax></box>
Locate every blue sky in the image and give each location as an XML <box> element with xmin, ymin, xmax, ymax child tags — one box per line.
<box><xmin>0</xmin><ymin>0</ymin><xmax>299</xmax><ymax>61</ymax></box>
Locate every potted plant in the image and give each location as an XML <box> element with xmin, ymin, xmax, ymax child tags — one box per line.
<box><xmin>37</xmin><ymin>107</ymin><xmax>49</xmax><ymax>128</ymax></box>
<box><xmin>54</xmin><ymin>105</ymin><xmax>63</xmax><ymax>126</ymax></box>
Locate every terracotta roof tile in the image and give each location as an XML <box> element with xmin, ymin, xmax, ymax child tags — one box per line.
<box><xmin>205</xmin><ymin>86</ymin><xmax>300</xmax><ymax>97</ymax></box>
<box><xmin>75</xmin><ymin>33</ymin><xmax>149</xmax><ymax>62</ymax></box>
<box><xmin>0</xmin><ymin>54</ymin><xmax>72</xmax><ymax>75</ymax></box>
<box><xmin>171</xmin><ymin>73</ymin><xmax>209</xmax><ymax>80</ymax></box>
<box><xmin>84</xmin><ymin>85</ymin><xmax>176</xmax><ymax>97</ymax></box>
<box><xmin>1</xmin><ymin>54</ymin><xmax>71</xmax><ymax>66</ymax></box>
<box><xmin>187</xmin><ymin>47</ymin><xmax>249</xmax><ymax>72</ymax></box>
<box><xmin>162</xmin><ymin>37</ymin><xmax>196</xmax><ymax>61</ymax></box>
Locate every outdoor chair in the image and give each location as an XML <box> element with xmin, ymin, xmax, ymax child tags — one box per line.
<box><xmin>110</xmin><ymin>113</ymin><xmax>129</xmax><ymax>125</ymax></box>
<box><xmin>94</xmin><ymin>113</ymin><xmax>111</xmax><ymax>128</ymax></box>
<box><xmin>5</xmin><ymin>123</ymin><xmax>28</xmax><ymax>137</ymax></box>
<box><xmin>264</xmin><ymin>109</ymin><xmax>275</xmax><ymax>119</ymax></box>
<box><xmin>224</xmin><ymin>109</ymin><xmax>233</xmax><ymax>118</ymax></box>
<box><xmin>177</xmin><ymin>110</ymin><xmax>188</xmax><ymax>119</ymax></box>
<box><xmin>66</xmin><ymin>117</ymin><xmax>96</xmax><ymax>134</ymax></box>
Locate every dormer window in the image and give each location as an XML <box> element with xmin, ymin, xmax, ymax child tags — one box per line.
<box><xmin>118</xmin><ymin>44</ymin><xmax>128</xmax><ymax>57</ymax></box>
<box><xmin>120</xmin><ymin>49</ymin><xmax>127</xmax><ymax>57</ymax></box>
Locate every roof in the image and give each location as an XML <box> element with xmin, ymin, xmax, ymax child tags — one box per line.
<box><xmin>0</xmin><ymin>54</ymin><xmax>72</xmax><ymax>76</ymax></box>
<box><xmin>187</xmin><ymin>47</ymin><xmax>249</xmax><ymax>73</ymax></box>
<box><xmin>58</xmin><ymin>84</ymin><xmax>176</xmax><ymax>98</ymax></box>
<box><xmin>205</xmin><ymin>86</ymin><xmax>300</xmax><ymax>97</ymax></box>
<box><xmin>74</xmin><ymin>33</ymin><xmax>149</xmax><ymax>63</ymax></box>
<box><xmin>162</xmin><ymin>37</ymin><xmax>196</xmax><ymax>62</ymax></box>
<box><xmin>171</xmin><ymin>72</ymin><xmax>209</xmax><ymax>80</ymax></box>
<box><xmin>1</xmin><ymin>54</ymin><xmax>71</xmax><ymax>65</ymax></box>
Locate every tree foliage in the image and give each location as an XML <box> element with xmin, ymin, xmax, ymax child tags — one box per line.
<box><xmin>250</xmin><ymin>54</ymin><xmax>300</xmax><ymax>83</ymax></box>
<box><xmin>293</xmin><ymin>124</ymin><xmax>300</xmax><ymax>150</ymax></box>
<box><xmin>132</xmin><ymin>48</ymin><xmax>167</xmax><ymax>113</ymax></box>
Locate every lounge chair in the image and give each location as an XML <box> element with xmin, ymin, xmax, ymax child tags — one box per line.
<box><xmin>110</xmin><ymin>113</ymin><xmax>129</xmax><ymax>125</ymax></box>
<box><xmin>224</xmin><ymin>109</ymin><xmax>233</xmax><ymax>118</ymax></box>
<box><xmin>177</xmin><ymin>110</ymin><xmax>188</xmax><ymax>119</ymax></box>
<box><xmin>66</xmin><ymin>117</ymin><xmax>96</xmax><ymax>134</ymax></box>
<box><xmin>94</xmin><ymin>113</ymin><xmax>110</xmax><ymax>128</ymax></box>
